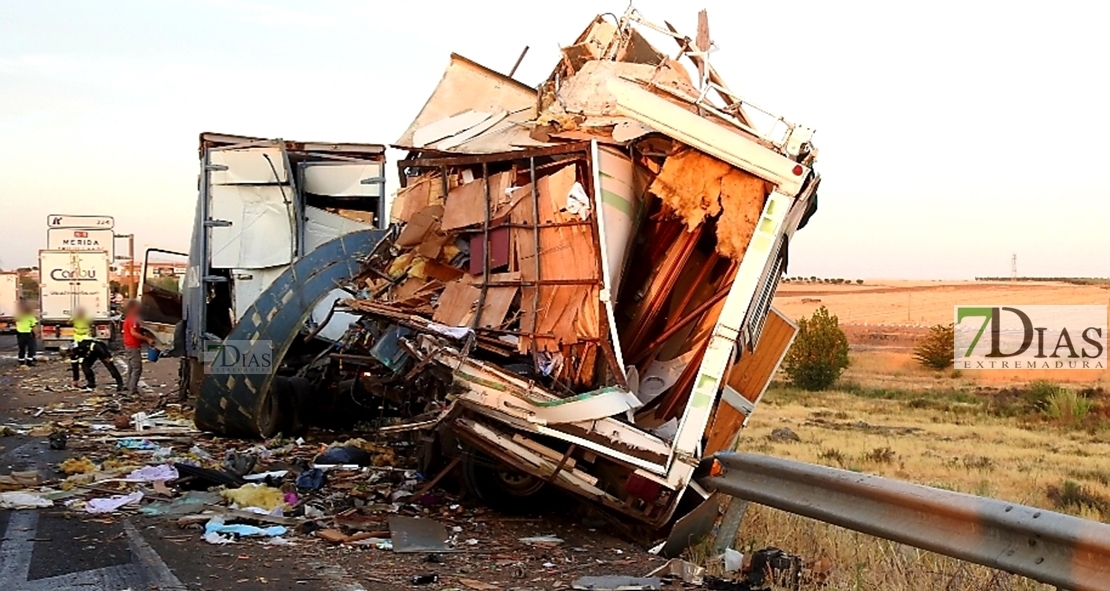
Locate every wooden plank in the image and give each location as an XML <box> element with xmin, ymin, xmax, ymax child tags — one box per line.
<box><xmin>532</xmin><ymin>165</ymin><xmax>600</xmax><ymax>350</ymax></box>
<box><xmin>695</xmin><ymin>10</ymin><xmax>710</xmax><ymax>80</ymax></box>
<box><xmin>396</xmin><ymin>174</ymin><xmax>445</xmax><ymax>224</ymax></box>
<box><xmin>510</xmin><ymin>183</ymin><xmax>538</xmax><ymax>352</ymax></box>
<box><xmin>432</xmin><ymin>280</ymin><xmax>481</xmax><ymax>327</ymax></box>
<box><xmin>442</xmin><ymin>170</ymin><xmax>514</xmax><ymax>231</ymax></box>
<box><xmin>467</xmin><ymin>272</ymin><xmax>520</xmax><ymax>329</ymax></box>
<box><xmin>704</xmin><ymin>308</ymin><xmax>797</xmax><ymax>454</ymax></box>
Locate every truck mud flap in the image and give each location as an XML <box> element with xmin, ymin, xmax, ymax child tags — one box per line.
<box><xmin>194</xmin><ymin>229</ymin><xmax>387</xmax><ymax>436</ymax></box>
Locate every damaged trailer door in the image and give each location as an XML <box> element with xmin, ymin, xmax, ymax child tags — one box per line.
<box><xmin>186</xmin><ymin>133</ymin><xmax>388</xmax><ymax>435</ymax></box>
<box><xmin>206</xmin><ymin>142</ymin><xmax>298</xmax><ymax>322</ymax></box>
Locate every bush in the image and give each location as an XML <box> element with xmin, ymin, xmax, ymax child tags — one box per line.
<box><xmin>913</xmin><ymin>323</ymin><xmax>954</xmax><ymax>370</ymax></box>
<box><xmin>1026</xmin><ymin>380</ymin><xmax>1063</xmax><ymax>411</ymax></box>
<box><xmin>855</xmin><ymin>279</ymin><xmax>864</xmax><ymax>285</ymax></box>
<box><xmin>782</xmin><ymin>306</ymin><xmax>850</xmax><ymax>391</ymax></box>
<box><xmin>1044</xmin><ymin>389</ymin><xmax>1092</xmax><ymax>423</ymax></box>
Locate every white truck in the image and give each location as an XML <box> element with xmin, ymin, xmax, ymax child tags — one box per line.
<box><xmin>38</xmin><ymin>250</ymin><xmax>112</xmax><ymax>349</ymax></box>
<box><xmin>0</xmin><ymin>273</ymin><xmax>18</xmax><ymax>333</ymax></box>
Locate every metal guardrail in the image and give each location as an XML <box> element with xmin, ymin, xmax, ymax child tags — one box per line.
<box><xmin>700</xmin><ymin>453</ymin><xmax>1110</xmax><ymax>591</ymax></box>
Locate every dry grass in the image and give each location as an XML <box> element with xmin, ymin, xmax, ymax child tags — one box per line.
<box><xmin>732</xmin><ymin>376</ymin><xmax>1110</xmax><ymax>590</ymax></box>
<box><xmin>776</xmin><ymin>280</ymin><xmax>1110</xmax><ymax>328</ymax></box>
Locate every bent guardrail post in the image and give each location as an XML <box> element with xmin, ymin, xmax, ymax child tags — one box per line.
<box><xmin>699</xmin><ymin>453</ymin><xmax>1110</xmax><ymax>591</ymax></box>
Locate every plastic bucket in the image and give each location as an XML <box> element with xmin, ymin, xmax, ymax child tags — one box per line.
<box><xmin>146</xmin><ymin>347</ymin><xmax>160</xmax><ymax>363</ymax></box>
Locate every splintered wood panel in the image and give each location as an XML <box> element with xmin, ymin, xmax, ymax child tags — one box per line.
<box><xmin>442</xmin><ymin>171</ymin><xmax>514</xmax><ymax>231</ymax></box>
<box><xmin>510</xmin><ymin>184</ymin><xmax>538</xmax><ymax>350</ymax></box>
<box><xmin>466</xmin><ymin>272</ymin><xmax>520</xmax><ymax>329</ymax></box>
<box><xmin>704</xmin><ymin>308</ymin><xmax>797</xmax><ymax>454</ymax></box>
<box><xmin>395</xmin><ymin>174</ymin><xmax>446</xmax><ymax>224</ymax></box>
<box><xmin>536</xmin><ymin>165</ymin><xmax>599</xmax><ymax>350</ymax></box>
<box><xmin>510</xmin><ymin>164</ymin><xmax>601</xmax><ymax>353</ymax></box>
<box><xmin>432</xmin><ymin>280</ymin><xmax>481</xmax><ymax>327</ymax></box>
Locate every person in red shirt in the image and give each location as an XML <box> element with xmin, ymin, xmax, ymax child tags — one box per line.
<box><xmin>122</xmin><ymin>300</ymin><xmax>155</xmax><ymax>397</ymax></box>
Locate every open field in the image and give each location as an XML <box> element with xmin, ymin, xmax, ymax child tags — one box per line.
<box><xmin>776</xmin><ymin>279</ymin><xmax>1110</xmax><ymax>328</ymax></box>
<box><xmin>775</xmin><ymin>280</ymin><xmax>1110</xmax><ymax>386</ymax></box>
<box><xmin>729</xmin><ymin>352</ymin><xmax>1110</xmax><ymax>590</ymax></box>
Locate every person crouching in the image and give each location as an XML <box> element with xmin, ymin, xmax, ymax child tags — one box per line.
<box><xmin>70</xmin><ymin>337</ymin><xmax>124</xmax><ymax>393</ymax></box>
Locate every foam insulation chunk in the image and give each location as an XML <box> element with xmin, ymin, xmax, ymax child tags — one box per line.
<box><xmin>649</xmin><ymin>149</ymin><xmax>769</xmax><ymax>259</ymax></box>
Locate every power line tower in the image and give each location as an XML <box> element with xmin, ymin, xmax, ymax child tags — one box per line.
<box><xmin>1011</xmin><ymin>253</ymin><xmax>1017</xmax><ymax>281</ymax></box>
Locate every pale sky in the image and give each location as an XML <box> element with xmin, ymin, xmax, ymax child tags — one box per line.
<box><xmin>1</xmin><ymin>0</ymin><xmax>1107</xmax><ymax>279</ymax></box>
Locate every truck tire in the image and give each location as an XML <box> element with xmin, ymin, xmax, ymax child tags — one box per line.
<box><xmin>255</xmin><ymin>377</ymin><xmax>293</xmax><ymax>439</ymax></box>
<box><xmin>462</xmin><ymin>449</ymin><xmax>547</xmax><ymax>514</ymax></box>
<box><xmin>285</xmin><ymin>376</ymin><xmax>311</xmax><ymax>436</ymax></box>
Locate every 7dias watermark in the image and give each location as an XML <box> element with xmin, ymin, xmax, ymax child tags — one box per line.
<box><xmin>954</xmin><ymin>305</ymin><xmax>1107</xmax><ymax>370</ymax></box>
<box><xmin>204</xmin><ymin>340</ymin><xmax>274</xmax><ymax>374</ymax></box>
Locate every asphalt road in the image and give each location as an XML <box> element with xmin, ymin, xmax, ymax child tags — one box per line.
<box><xmin>0</xmin><ymin>338</ymin><xmax>375</xmax><ymax>591</ymax></box>
<box><xmin>0</xmin><ymin>335</ymin><xmax>659</xmax><ymax>591</ymax></box>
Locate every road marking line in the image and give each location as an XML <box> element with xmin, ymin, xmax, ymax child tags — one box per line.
<box><xmin>0</xmin><ymin>511</ymin><xmax>185</xmax><ymax>591</ymax></box>
<box><xmin>0</xmin><ymin>510</ymin><xmax>36</xmax><ymax>584</ymax></box>
<box><xmin>123</xmin><ymin>519</ymin><xmax>186</xmax><ymax>590</ymax></box>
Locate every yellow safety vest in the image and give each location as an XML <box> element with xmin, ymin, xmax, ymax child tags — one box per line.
<box><xmin>15</xmin><ymin>314</ymin><xmax>36</xmax><ymax>333</ymax></box>
<box><xmin>72</xmin><ymin>317</ymin><xmax>92</xmax><ymax>343</ymax></box>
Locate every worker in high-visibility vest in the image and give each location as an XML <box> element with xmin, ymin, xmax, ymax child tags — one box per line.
<box><xmin>15</xmin><ymin>302</ymin><xmax>38</xmax><ymax>367</ymax></box>
<box><xmin>69</xmin><ymin>307</ymin><xmax>123</xmax><ymax>392</ymax></box>
<box><xmin>71</xmin><ymin>307</ymin><xmax>92</xmax><ymax>345</ymax></box>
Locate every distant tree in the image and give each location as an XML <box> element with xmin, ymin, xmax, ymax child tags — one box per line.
<box><xmin>782</xmin><ymin>306</ymin><xmax>850</xmax><ymax>391</ymax></box>
<box><xmin>913</xmin><ymin>323</ymin><xmax>955</xmax><ymax>370</ymax></box>
<box><xmin>20</xmin><ymin>278</ymin><xmax>39</xmax><ymax>301</ymax></box>
<box><xmin>809</xmin><ymin>276</ymin><xmax>817</xmax><ymax>283</ymax></box>
<box><xmin>855</xmin><ymin>279</ymin><xmax>864</xmax><ymax>285</ymax></box>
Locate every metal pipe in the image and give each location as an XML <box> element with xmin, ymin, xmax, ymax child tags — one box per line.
<box><xmin>472</xmin><ymin>162</ymin><xmax>492</xmax><ymax>331</ymax></box>
<box><xmin>528</xmin><ymin>156</ymin><xmax>541</xmax><ymax>367</ymax></box>
<box><xmin>508</xmin><ymin>46</ymin><xmax>529</xmax><ymax>78</ymax></box>
<box><xmin>701</xmin><ymin>453</ymin><xmax>1110</xmax><ymax>591</ymax></box>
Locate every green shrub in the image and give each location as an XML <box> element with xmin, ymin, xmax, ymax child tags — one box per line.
<box><xmin>913</xmin><ymin>323</ymin><xmax>954</xmax><ymax>370</ymax></box>
<box><xmin>782</xmin><ymin>306</ymin><xmax>850</xmax><ymax>391</ymax></box>
<box><xmin>1026</xmin><ymin>380</ymin><xmax>1062</xmax><ymax>411</ymax></box>
<box><xmin>1044</xmin><ymin>389</ymin><xmax>1092</xmax><ymax>423</ymax></box>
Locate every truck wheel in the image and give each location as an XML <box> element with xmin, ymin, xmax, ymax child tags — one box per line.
<box><xmin>285</xmin><ymin>376</ymin><xmax>311</xmax><ymax>436</ymax></box>
<box><xmin>255</xmin><ymin>377</ymin><xmax>292</xmax><ymax>438</ymax></box>
<box><xmin>462</xmin><ymin>449</ymin><xmax>547</xmax><ymax>514</ymax></box>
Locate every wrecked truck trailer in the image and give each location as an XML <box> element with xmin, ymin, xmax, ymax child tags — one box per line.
<box><xmin>192</xmin><ymin>8</ymin><xmax>821</xmax><ymax>535</ymax></box>
<box><xmin>183</xmin><ymin>132</ymin><xmax>389</xmax><ymax>435</ymax></box>
<box><xmin>330</xmin><ymin>10</ymin><xmax>820</xmax><ymax>532</ymax></box>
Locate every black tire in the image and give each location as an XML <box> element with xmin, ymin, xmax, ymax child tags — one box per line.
<box><xmin>255</xmin><ymin>377</ymin><xmax>292</xmax><ymax>438</ymax></box>
<box><xmin>285</xmin><ymin>376</ymin><xmax>311</xmax><ymax>436</ymax></box>
<box><xmin>462</xmin><ymin>448</ymin><xmax>547</xmax><ymax>514</ymax></box>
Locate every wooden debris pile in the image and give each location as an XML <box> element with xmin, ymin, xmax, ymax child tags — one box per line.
<box><xmin>333</xmin><ymin>7</ymin><xmax>815</xmax><ymax>429</ymax></box>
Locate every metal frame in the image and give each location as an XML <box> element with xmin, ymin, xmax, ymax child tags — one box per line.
<box><xmin>703</xmin><ymin>453</ymin><xmax>1110</xmax><ymax>591</ymax></box>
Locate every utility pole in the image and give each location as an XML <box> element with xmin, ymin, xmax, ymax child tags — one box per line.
<box><xmin>1011</xmin><ymin>254</ymin><xmax>1017</xmax><ymax>281</ymax></box>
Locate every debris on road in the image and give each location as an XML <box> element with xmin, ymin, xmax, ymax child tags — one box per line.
<box><xmin>84</xmin><ymin>490</ymin><xmax>143</xmax><ymax>513</ymax></box>
<box><xmin>0</xmin><ymin>491</ymin><xmax>53</xmax><ymax>509</ymax></box>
